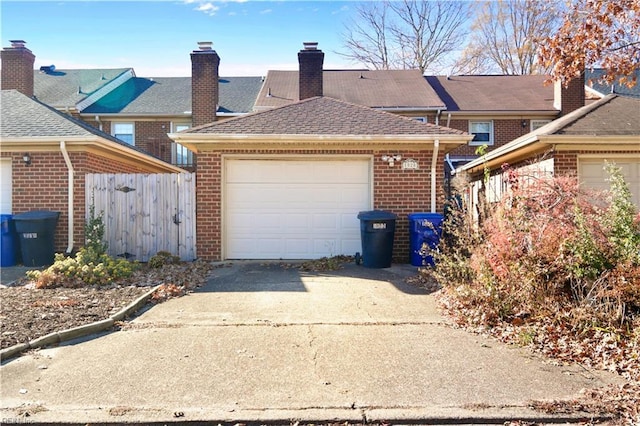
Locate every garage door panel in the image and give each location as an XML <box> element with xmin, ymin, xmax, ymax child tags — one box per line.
<box><xmin>225</xmin><ymin>159</ymin><xmax>371</xmax><ymax>259</ymax></box>
<box><xmin>0</xmin><ymin>159</ymin><xmax>11</xmax><ymax>214</ymax></box>
<box><xmin>579</xmin><ymin>158</ymin><xmax>640</xmax><ymax>207</ymax></box>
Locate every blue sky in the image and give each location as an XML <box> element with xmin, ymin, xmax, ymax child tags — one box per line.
<box><xmin>1</xmin><ymin>0</ymin><xmax>357</xmax><ymax>76</ymax></box>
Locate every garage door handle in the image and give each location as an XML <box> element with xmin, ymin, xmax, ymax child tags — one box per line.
<box><xmin>173</xmin><ymin>214</ymin><xmax>181</xmax><ymax>225</ymax></box>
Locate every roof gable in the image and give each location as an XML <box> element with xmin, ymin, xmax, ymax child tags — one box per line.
<box><xmin>187</xmin><ymin>96</ymin><xmax>466</xmax><ymax>136</ymax></box>
<box><xmin>34</xmin><ymin>68</ymin><xmax>133</xmax><ymax>108</ymax></box>
<box><xmin>255</xmin><ymin>70</ymin><xmax>445</xmax><ymax>110</ymax></box>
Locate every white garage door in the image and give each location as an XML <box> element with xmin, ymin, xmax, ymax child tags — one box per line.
<box><xmin>579</xmin><ymin>158</ymin><xmax>640</xmax><ymax>207</ymax></box>
<box><xmin>225</xmin><ymin>158</ymin><xmax>371</xmax><ymax>259</ymax></box>
<box><xmin>0</xmin><ymin>158</ymin><xmax>12</xmax><ymax>214</ymax></box>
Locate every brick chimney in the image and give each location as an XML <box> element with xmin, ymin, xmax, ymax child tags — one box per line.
<box><xmin>554</xmin><ymin>72</ymin><xmax>585</xmax><ymax>116</ymax></box>
<box><xmin>298</xmin><ymin>42</ymin><xmax>324</xmax><ymax>100</ymax></box>
<box><xmin>191</xmin><ymin>41</ymin><xmax>219</xmax><ymax>127</ymax></box>
<box><xmin>1</xmin><ymin>40</ymin><xmax>35</xmax><ymax>97</ymax></box>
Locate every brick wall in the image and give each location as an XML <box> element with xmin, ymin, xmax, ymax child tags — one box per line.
<box><xmin>448</xmin><ymin>119</ymin><xmax>531</xmax><ymax>156</ymax></box>
<box><xmin>4</xmin><ymin>151</ymin><xmax>151</xmax><ymax>257</ymax></box>
<box><xmin>191</xmin><ymin>49</ymin><xmax>219</xmax><ymax>127</ymax></box>
<box><xmin>195</xmin><ymin>148</ymin><xmax>444</xmax><ymax>262</ymax></box>
<box><xmin>0</xmin><ymin>45</ymin><xmax>35</xmax><ymax>97</ymax></box>
<box><xmin>134</xmin><ymin>121</ymin><xmax>172</xmax><ymax>163</ymax></box>
<box><xmin>298</xmin><ymin>46</ymin><xmax>324</xmax><ymax>100</ymax></box>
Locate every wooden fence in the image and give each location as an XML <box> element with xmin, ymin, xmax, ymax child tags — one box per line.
<box><xmin>85</xmin><ymin>173</ymin><xmax>196</xmax><ymax>262</ymax></box>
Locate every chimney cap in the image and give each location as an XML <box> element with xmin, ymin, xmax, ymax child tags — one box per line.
<box><xmin>197</xmin><ymin>41</ymin><xmax>213</xmax><ymax>51</ymax></box>
<box><xmin>9</xmin><ymin>40</ymin><xmax>27</xmax><ymax>49</ymax></box>
<box><xmin>303</xmin><ymin>42</ymin><xmax>319</xmax><ymax>50</ymax></box>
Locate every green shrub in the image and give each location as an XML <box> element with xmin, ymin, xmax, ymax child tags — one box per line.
<box><xmin>27</xmin><ymin>250</ymin><xmax>139</xmax><ymax>289</ymax></box>
<box><xmin>27</xmin><ymin>202</ymin><xmax>139</xmax><ymax>288</ymax></box>
<box><xmin>148</xmin><ymin>251</ymin><xmax>181</xmax><ymax>268</ymax></box>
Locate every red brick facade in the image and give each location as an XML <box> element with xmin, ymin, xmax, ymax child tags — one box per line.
<box><xmin>2</xmin><ymin>151</ymin><xmax>153</xmax><ymax>255</ymax></box>
<box><xmin>0</xmin><ymin>42</ymin><xmax>34</xmax><ymax>97</ymax></box>
<box><xmin>446</xmin><ymin>119</ymin><xmax>533</xmax><ymax>157</ymax></box>
<box><xmin>191</xmin><ymin>47</ymin><xmax>219</xmax><ymax>127</ymax></box>
<box><xmin>195</xmin><ymin>148</ymin><xmax>446</xmax><ymax>262</ymax></box>
<box><xmin>298</xmin><ymin>44</ymin><xmax>324</xmax><ymax>101</ymax></box>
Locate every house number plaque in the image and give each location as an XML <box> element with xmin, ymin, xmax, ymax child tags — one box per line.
<box><xmin>401</xmin><ymin>159</ymin><xmax>419</xmax><ymax>170</ymax></box>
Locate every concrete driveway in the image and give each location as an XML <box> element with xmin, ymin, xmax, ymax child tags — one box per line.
<box><xmin>0</xmin><ymin>261</ymin><xmax>622</xmax><ymax>424</ymax></box>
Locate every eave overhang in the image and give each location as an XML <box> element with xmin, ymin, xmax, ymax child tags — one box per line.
<box><xmin>460</xmin><ymin>134</ymin><xmax>640</xmax><ymax>176</ymax></box>
<box><xmin>168</xmin><ymin>133</ymin><xmax>474</xmax><ymax>153</ymax></box>
<box><xmin>0</xmin><ymin>136</ymin><xmax>184</xmax><ymax>173</ymax></box>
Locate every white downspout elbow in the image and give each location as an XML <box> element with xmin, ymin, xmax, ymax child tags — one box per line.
<box><xmin>60</xmin><ymin>141</ymin><xmax>75</xmax><ymax>254</ymax></box>
<box><xmin>431</xmin><ymin>139</ymin><xmax>440</xmax><ymax>213</ymax></box>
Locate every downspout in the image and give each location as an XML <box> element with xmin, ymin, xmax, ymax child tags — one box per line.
<box><xmin>94</xmin><ymin>115</ymin><xmax>102</xmax><ymax>131</ymax></box>
<box><xmin>60</xmin><ymin>141</ymin><xmax>74</xmax><ymax>254</ymax></box>
<box><xmin>435</xmin><ymin>109</ymin><xmax>442</xmax><ymax>126</ymax></box>
<box><xmin>431</xmin><ymin>139</ymin><xmax>440</xmax><ymax>213</ymax></box>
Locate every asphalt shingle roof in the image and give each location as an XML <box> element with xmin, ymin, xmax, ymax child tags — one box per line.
<box><xmin>555</xmin><ymin>95</ymin><xmax>640</xmax><ymax>136</ymax></box>
<box><xmin>188</xmin><ymin>96</ymin><xmax>467</xmax><ymax>136</ymax></box>
<box><xmin>82</xmin><ymin>76</ymin><xmax>263</xmax><ymax>115</ymax></box>
<box><xmin>255</xmin><ymin>70</ymin><xmax>446</xmax><ymax>110</ymax></box>
<box><xmin>1</xmin><ymin>89</ymin><xmax>134</xmax><ymax>147</ymax></box>
<box><xmin>425</xmin><ymin>75</ymin><xmax>556</xmax><ymax>112</ymax></box>
<box><xmin>585</xmin><ymin>68</ymin><xmax>640</xmax><ymax>98</ymax></box>
<box><xmin>34</xmin><ymin>68</ymin><xmax>132</xmax><ymax>108</ymax></box>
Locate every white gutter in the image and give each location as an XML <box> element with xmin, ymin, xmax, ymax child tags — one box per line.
<box><xmin>431</xmin><ymin>139</ymin><xmax>440</xmax><ymax>213</ymax></box>
<box><xmin>60</xmin><ymin>141</ymin><xmax>74</xmax><ymax>254</ymax></box>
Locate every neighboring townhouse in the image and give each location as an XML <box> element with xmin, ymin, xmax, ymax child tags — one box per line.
<box><xmin>171</xmin><ymin>44</ymin><xmax>473</xmax><ymax>262</ymax></box>
<box><xmin>1</xmin><ymin>40</ymin><xmax>263</xmax><ymax>170</ymax></box>
<box><xmin>255</xmin><ymin>43</ymin><xmax>446</xmax><ymax>120</ymax></box>
<box><xmin>457</xmin><ymin>94</ymin><xmax>640</xmax><ymax>213</ymax></box>
<box><xmin>0</xmin><ymin>89</ymin><xmax>184</xmax><ymax>257</ymax></box>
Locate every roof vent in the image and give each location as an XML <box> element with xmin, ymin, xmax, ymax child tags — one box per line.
<box><xmin>39</xmin><ymin>65</ymin><xmax>56</xmax><ymax>74</ymax></box>
<box><xmin>9</xmin><ymin>40</ymin><xmax>26</xmax><ymax>49</ymax></box>
<box><xmin>303</xmin><ymin>42</ymin><xmax>318</xmax><ymax>50</ymax></box>
<box><xmin>197</xmin><ymin>41</ymin><xmax>213</xmax><ymax>51</ymax></box>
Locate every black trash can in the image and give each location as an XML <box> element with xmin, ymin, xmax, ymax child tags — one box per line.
<box><xmin>13</xmin><ymin>210</ymin><xmax>60</xmax><ymax>267</ymax></box>
<box><xmin>408</xmin><ymin>212</ymin><xmax>444</xmax><ymax>267</ymax></box>
<box><xmin>0</xmin><ymin>214</ymin><xmax>17</xmax><ymax>267</ymax></box>
<box><xmin>357</xmin><ymin>210</ymin><xmax>397</xmax><ymax>268</ymax></box>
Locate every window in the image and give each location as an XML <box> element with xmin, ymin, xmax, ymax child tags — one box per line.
<box><xmin>171</xmin><ymin>123</ymin><xmax>194</xmax><ymax>167</ymax></box>
<box><xmin>112</xmin><ymin>122</ymin><xmax>134</xmax><ymax>145</ymax></box>
<box><xmin>531</xmin><ymin>120</ymin><xmax>551</xmax><ymax>131</ymax></box>
<box><xmin>469</xmin><ymin>121</ymin><xmax>493</xmax><ymax>146</ymax></box>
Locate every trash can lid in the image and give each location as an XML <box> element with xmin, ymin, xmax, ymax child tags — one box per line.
<box><xmin>13</xmin><ymin>210</ymin><xmax>60</xmax><ymax>220</ymax></box>
<box><xmin>408</xmin><ymin>212</ymin><xmax>444</xmax><ymax>220</ymax></box>
<box><xmin>357</xmin><ymin>210</ymin><xmax>397</xmax><ymax>220</ymax></box>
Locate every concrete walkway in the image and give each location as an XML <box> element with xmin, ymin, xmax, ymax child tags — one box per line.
<box><xmin>0</xmin><ymin>262</ymin><xmax>622</xmax><ymax>424</ymax></box>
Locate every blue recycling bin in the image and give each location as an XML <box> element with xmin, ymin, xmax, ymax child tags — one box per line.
<box><xmin>13</xmin><ymin>210</ymin><xmax>60</xmax><ymax>267</ymax></box>
<box><xmin>408</xmin><ymin>212</ymin><xmax>444</xmax><ymax>267</ymax></box>
<box><xmin>357</xmin><ymin>210</ymin><xmax>397</xmax><ymax>268</ymax></box>
<box><xmin>1</xmin><ymin>214</ymin><xmax>17</xmax><ymax>267</ymax></box>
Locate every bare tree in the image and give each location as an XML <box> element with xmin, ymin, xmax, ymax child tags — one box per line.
<box><xmin>454</xmin><ymin>0</ymin><xmax>560</xmax><ymax>75</ymax></box>
<box><xmin>338</xmin><ymin>0</ymin><xmax>471</xmax><ymax>74</ymax></box>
